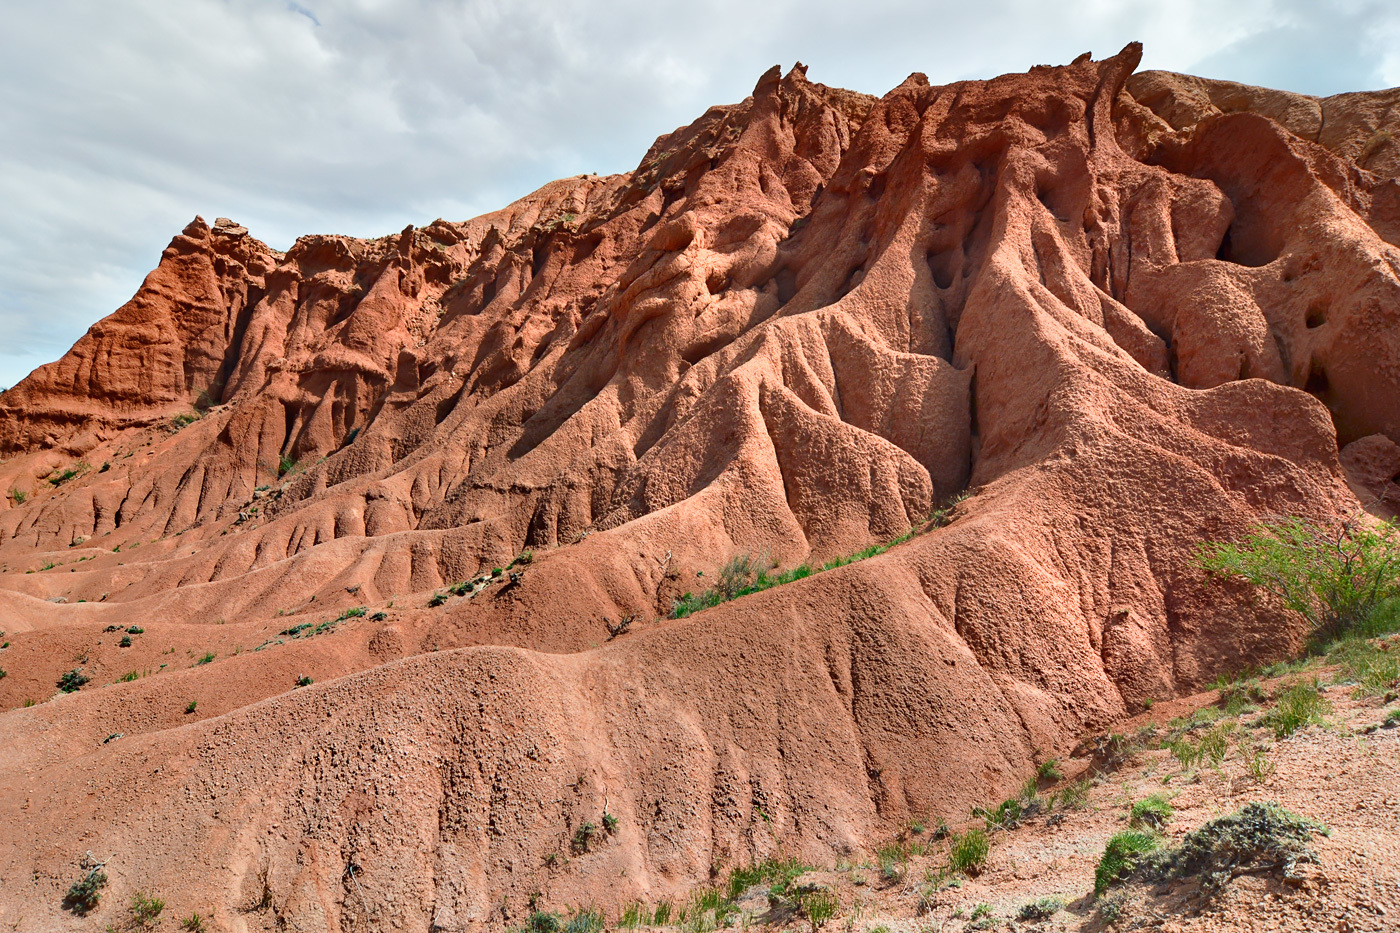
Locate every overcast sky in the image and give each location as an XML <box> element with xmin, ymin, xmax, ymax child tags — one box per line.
<box><xmin>2</xmin><ymin>0</ymin><xmax>1397</xmax><ymax>390</ymax></box>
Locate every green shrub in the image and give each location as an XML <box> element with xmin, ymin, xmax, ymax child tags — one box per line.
<box><xmin>1329</xmin><ymin>637</ymin><xmax>1400</xmax><ymax>697</ymax></box>
<box><xmin>196</xmin><ymin>651</ymin><xmax>215</xmax><ymax>665</ymax></box>
<box><xmin>1036</xmin><ymin>759</ymin><xmax>1063</xmax><ymax>782</ymax></box>
<box><xmin>295</xmin><ymin>675</ymin><xmax>313</xmax><ymax>687</ymax></box>
<box><xmin>651</xmin><ymin>901</ymin><xmax>673</xmax><ymax>925</ymax></box>
<box><xmin>1384</xmin><ymin>707</ymin><xmax>1400</xmax><ymax>727</ymax></box>
<box><xmin>1266</xmin><ymin>680</ymin><xmax>1331</xmax><ymax>737</ymax></box>
<box><xmin>185</xmin><ymin>699</ymin><xmax>198</xmax><ymax>714</ymax></box>
<box><xmin>1095</xmin><ymin>831</ymin><xmax>1160</xmax><ymax>896</ymax></box>
<box><xmin>1052</xmin><ymin>777</ymin><xmax>1091</xmax><ymax>810</ymax></box>
<box><xmin>57</xmin><ymin>668</ymin><xmax>89</xmax><ymax>693</ymax></box>
<box><xmin>9</xmin><ymin>488</ymin><xmax>26</xmax><ymax>504</ymax></box>
<box><xmin>119</xmin><ymin>635</ymin><xmax>133</xmax><ymax>647</ymax></box>
<box><xmin>1017</xmin><ymin>896</ymin><xmax>1064</xmax><ymax>920</ymax></box>
<box><xmin>63</xmin><ymin>868</ymin><xmax>107</xmax><ymax>913</ymax></box>
<box><xmin>947</xmin><ymin>829</ymin><xmax>990</xmax><ymax>874</ymax></box>
<box><xmin>338</xmin><ymin>606</ymin><xmax>367</xmax><ymax>621</ymax></box>
<box><xmin>725</xmin><ymin>855</ymin><xmax>809</xmax><ymax>901</ymax></box>
<box><xmin>1141</xmin><ymin>801</ymin><xmax>1326</xmax><ymax>894</ymax></box>
<box><xmin>181</xmin><ymin>914</ymin><xmax>208</xmax><ymax>933</ymax></box>
<box><xmin>1198</xmin><ymin>517</ymin><xmax>1400</xmax><ymax>641</ymax></box>
<box><xmin>1130</xmin><ymin>794</ymin><xmax>1173</xmax><ymax>831</ymax></box>
<box><xmin>116</xmin><ymin>670</ymin><xmax>139</xmax><ymax>683</ymax></box>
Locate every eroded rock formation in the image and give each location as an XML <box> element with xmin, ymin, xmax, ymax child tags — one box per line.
<box><xmin>0</xmin><ymin>44</ymin><xmax>1397</xmax><ymax>929</ymax></box>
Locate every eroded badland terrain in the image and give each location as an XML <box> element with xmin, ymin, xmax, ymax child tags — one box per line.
<box><xmin>2</xmin><ymin>43</ymin><xmax>1400</xmax><ymax>932</ymax></box>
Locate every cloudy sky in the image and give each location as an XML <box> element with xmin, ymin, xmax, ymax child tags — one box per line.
<box><xmin>2</xmin><ymin>0</ymin><xmax>1398</xmax><ymax>389</ymax></box>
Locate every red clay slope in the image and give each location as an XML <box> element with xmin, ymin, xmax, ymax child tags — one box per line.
<box><xmin>0</xmin><ymin>44</ymin><xmax>1398</xmax><ymax>929</ymax></box>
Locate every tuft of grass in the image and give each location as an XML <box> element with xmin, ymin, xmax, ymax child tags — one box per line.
<box><xmin>726</xmin><ymin>855</ymin><xmax>810</xmax><ymax>901</ymax></box>
<box><xmin>619</xmin><ymin>902</ymin><xmax>647</xmax><ymax>929</ymax></box>
<box><xmin>1130</xmin><ymin>794</ymin><xmax>1173</xmax><ymax>831</ymax></box>
<box><xmin>563</xmin><ymin>908</ymin><xmax>603</xmax><ymax>933</ymax></box>
<box><xmin>338</xmin><ymin>606</ymin><xmax>367</xmax><ymax>621</ymax></box>
<box><xmin>1240</xmin><ymin>740</ymin><xmax>1276</xmax><ymax>782</ymax></box>
<box><xmin>1036</xmin><ymin>758</ymin><xmax>1063</xmax><ymax>782</ymax></box>
<box><xmin>799</xmin><ymin>889</ymin><xmax>838</xmax><ymax>931</ymax></box>
<box><xmin>1051</xmin><ymin>777</ymin><xmax>1091</xmax><ymax>810</ymax></box>
<box><xmin>1329</xmin><ymin>636</ymin><xmax>1400</xmax><ymax>698</ymax></box>
<box><xmin>195</xmin><ymin>651</ymin><xmax>216</xmax><ymax>665</ymax></box>
<box><xmin>947</xmin><ymin>829</ymin><xmax>990</xmax><ymax>874</ymax></box>
<box><xmin>9</xmin><ymin>488</ymin><xmax>27</xmax><ymax>504</ymax></box>
<box><xmin>1265</xmin><ymin>679</ymin><xmax>1331</xmax><ymax>738</ymax></box>
<box><xmin>520</xmin><ymin>910</ymin><xmax>561</xmax><ymax>933</ymax></box>
<box><xmin>1095</xmin><ymin>831</ymin><xmax>1160</xmax><ymax>896</ymax></box>
<box><xmin>652</xmin><ymin>901</ymin><xmax>673</xmax><ymax>926</ymax></box>
<box><xmin>181</xmin><ymin>914</ymin><xmax>208</xmax><ymax>933</ymax></box>
<box><xmin>115</xmin><ymin>670</ymin><xmax>139</xmax><ymax>683</ymax></box>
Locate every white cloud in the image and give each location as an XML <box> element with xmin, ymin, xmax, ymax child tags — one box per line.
<box><xmin>2</xmin><ymin>0</ymin><xmax>1396</xmax><ymax>389</ymax></box>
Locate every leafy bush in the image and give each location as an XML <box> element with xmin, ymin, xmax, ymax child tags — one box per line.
<box><xmin>1141</xmin><ymin>801</ymin><xmax>1325</xmax><ymax>894</ymax></box>
<box><xmin>57</xmin><ymin>668</ymin><xmax>90</xmax><ymax>693</ymax></box>
<box><xmin>1036</xmin><ymin>758</ymin><xmax>1063</xmax><ymax>782</ymax></box>
<box><xmin>571</xmin><ymin>822</ymin><xmax>597</xmax><ymax>854</ymax></box>
<box><xmin>1094</xmin><ymin>831</ymin><xmax>1160</xmax><ymax>896</ymax></box>
<box><xmin>1265</xmin><ymin>680</ymin><xmax>1331</xmax><ymax>737</ymax></box>
<box><xmin>338</xmin><ymin>606</ymin><xmax>367</xmax><ymax>620</ymax></box>
<box><xmin>119</xmin><ymin>635</ymin><xmax>133</xmax><ymax>647</ymax></box>
<box><xmin>295</xmin><ymin>675</ymin><xmax>314</xmax><ymax>687</ymax></box>
<box><xmin>126</xmin><ymin>626</ymin><xmax>144</xmax><ymax>634</ymax></box>
<box><xmin>1017</xmin><ymin>896</ymin><xmax>1064</xmax><ymax>920</ymax></box>
<box><xmin>1198</xmin><ymin>517</ymin><xmax>1400</xmax><ymax>641</ymax></box>
<box><xmin>63</xmin><ymin>868</ymin><xmax>107</xmax><ymax>913</ymax></box>
<box><xmin>947</xmin><ymin>829</ymin><xmax>990</xmax><ymax>874</ymax></box>
<box><xmin>1130</xmin><ymin>794</ymin><xmax>1173</xmax><ymax>831</ymax></box>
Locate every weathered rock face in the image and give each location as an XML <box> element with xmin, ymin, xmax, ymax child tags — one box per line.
<box><xmin>0</xmin><ymin>45</ymin><xmax>1396</xmax><ymax>929</ymax></box>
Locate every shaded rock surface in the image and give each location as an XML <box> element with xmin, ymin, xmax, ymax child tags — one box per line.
<box><xmin>0</xmin><ymin>45</ymin><xmax>1396</xmax><ymax>930</ymax></box>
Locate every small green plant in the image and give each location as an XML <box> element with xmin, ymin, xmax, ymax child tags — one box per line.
<box><xmin>370</xmin><ymin>611</ymin><xmax>388</xmax><ymax>622</ymax></box>
<box><xmin>970</xmin><ymin>902</ymin><xmax>993</xmax><ymax>919</ymax></box>
<box><xmin>1036</xmin><ymin>758</ymin><xmax>1063</xmax><ymax>782</ymax></box>
<box><xmin>602</xmin><ymin>812</ymin><xmax>620</xmax><ymax>834</ymax></box>
<box><xmin>1198</xmin><ymin>517</ymin><xmax>1400</xmax><ymax>641</ymax></box>
<box><xmin>1095</xmin><ymin>831</ymin><xmax>1160</xmax><ymax>896</ymax></box>
<box><xmin>1241</xmin><ymin>741</ymin><xmax>1276</xmax><ymax>782</ymax></box>
<box><xmin>652</xmin><ymin>901</ymin><xmax>673</xmax><ymax>925</ymax></box>
<box><xmin>799</xmin><ymin>889</ymin><xmax>837</xmax><ymax>931</ymax></box>
<box><xmin>1017</xmin><ymin>896</ymin><xmax>1064</xmax><ymax>921</ymax></box>
<box><xmin>278</xmin><ymin>453</ymin><xmax>297</xmax><ymax>476</ymax></box>
<box><xmin>57</xmin><ymin>668</ymin><xmax>90</xmax><ymax>693</ymax></box>
<box><xmin>338</xmin><ymin>606</ymin><xmax>367</xmax><ymax>621</ymax></box>
<box><xmin>181</xmin><ymin>913</ymin><xmax>208</xmax><ymax>932</ymax></box>
<box><xmin>185</xmin><ymin>699</ymin><xmax>198</xmax><ymax>714</ymax></box>
<box><xmin>119</xmin><ymin>635</ymin><xmax>133</xmax><ymax>647</ymax></box>
<box><xmin>9</xmin><ymin>488</ymin><xmax>26</xmax><ymax>504</ymax></box>
<box><xmin>1130</xmin><ymin>794</ymin><xmax>1173</xmax><ymax>831</ymax></box>
<box><xmin>296</xmin><ymin>675</ymin><xmax>314</xmax><ymax>687</ymax></box>
<box><xmin>1168</xmin><ymin>735</ymin><xmax>1201</xmax><ymax>770</ymax></box>
<box><xmin>1385</xmin><ymin>707</ymin><xmax>1400</xmax><ymax>728</ymax></box>
<box><xmin>427</xmin><ymin>592</ymin><xmax>449</xmax><ymax>607</ymax></box>
<box><xmin>196</xmin><ymin>651</ymin><xmax>215</xmax><ymax>665</ymax></box>
<box><xmin>947</xmin><ymin>828</ymin><xmax>990</xmax><ymax>874</ymax></box>
<box><xmin>1266</xmin><ymin>679</ymin><xmax>1331</xmax><ymax>737</ymax></box>
<box><xmin>571</xmin><ymin>822</ymin><xmax>597</xmax><ymax>854</ymax></box>
<box><xmin>64</xmin><ymin>868</ymin><xmax>107</xmax><ymax>913</ymax></box>
<box><xmin>522</xmin><ymin>910</ymin><xmax>562</xmax><ymax>933</ymax></box>
<box><xmin>129</xmin><ymin>890</ymin><xmax>166</xmax><ymax>928</ymax></box>
<box><xmin>564</xmin><ymin>908</ymin><xmax>603</xmax><ymax>933</ymax></box>
<box><xmin>1198</xmin><ymin>723</ymin><xmax>1231</xmax><ymax>768</ymax></box>
<box><xmin>1052</xmin><ymin>777</ymin><xmax>1091</xmax><ymax>810</ymax></box>
<box><xmin>116</xmin><ymin>670</ymin><xmax>139</xmax><ymax>683</ymax></box>
<box><xmin>126</xmin><ymin>626</ymin><xmax>144</xmax><ymax>635</ymax></box>
<box><xmin>619</xmin><ymin>902</ymin><xmax>647</xmax><ymax>929</ymax></box>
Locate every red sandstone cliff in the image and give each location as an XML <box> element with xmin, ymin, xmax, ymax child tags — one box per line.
<box><xmin>0</xmin><ymin>45</ymin><xmax>1398</xmax><ymax>929</ymax></box>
